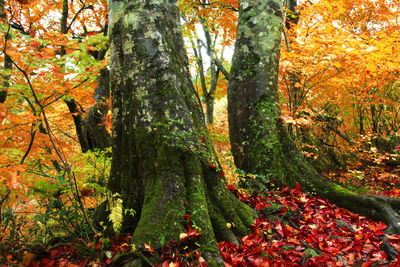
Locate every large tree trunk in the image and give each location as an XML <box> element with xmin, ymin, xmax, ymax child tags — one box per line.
<box><xmin>227</xmin><ymin>0</ymin><xmax>400</xmax><ymax>254</ymax></box>
<box><xmin>228</xmin><ymin>0</ymin><xmax>283</xmax><ymax>175</ymax></box>
<box><xmin>104</xmin><ymin>0</ymin><xmax>254</xmax><ymax>265</ymax></box>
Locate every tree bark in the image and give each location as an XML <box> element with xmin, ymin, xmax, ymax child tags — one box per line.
<box><xmin>0</xmin><ymin>49</ymin><xmax>11</xmax><ymax>104</ymax></box>
<box><xmin>82</xmin><ymin>68</ymin><xmax>111</xmax><ymax>151</ymax></box>
<box><xmin>104</xmin><ymin>0</ymin><xmax>254</xmax><ymax>265</ymax></box>
<box><xmin>0</xmin><ymin>0</ymin><xmax>12</xmax><ymax>104</ymax></box>
<box><xmin>201</xmin><ymin>21</ymin><xmax>219</xmax><ymax>124</ymax></box>
<box><xmin>227</xmin><ymin>0</ymin><xmax>400</xmax><ymax>256</ymax></box>
<box><xmin>188</xmin><ymin>19</ymin><xmax>221</xmax><ymax>124</ymax></box>
<box><xmin>228</xmin><ymin>0</ymin><xmax>283</xmax><ymax>174</ymax></box>
<box><xmin>66</xmin><ymin>68</ymin><xmax>111</xmax><ymax>153</ymax></box>
<box><xmin>60</xmin><ymin>0</ymin><xmax>111</xmax><ymax>153</ymax></box>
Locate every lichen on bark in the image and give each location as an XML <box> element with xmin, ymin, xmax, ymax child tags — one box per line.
<box><xmin>227</xmin><ymin>1</ymin><xmax>400</xmax><ymax>259</ymax></box>
<box><xmin>105</xmin><ymin>0</ymin><xmax>255</xmax><ymax>264</ymax></box>
<box><xmin>228</xmin><ymin>0</ymin><xmax>284</xmax><ymax>174</ymax></box>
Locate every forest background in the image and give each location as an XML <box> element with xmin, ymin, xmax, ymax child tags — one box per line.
<box><xmin>0</xmin><ymin>0</ymin><xmax>399</xmax><ymax>266</ymax></box>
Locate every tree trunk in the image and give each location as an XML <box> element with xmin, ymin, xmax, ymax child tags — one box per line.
<box><xmin>228</xmin><ymin>0</ymin><xmax>283</xmax><ymax>174</ymax></box>
<box><xmin>81</xmin><ymin>68</ymin><xmax>111</xmax><ymax>152</ymax></box>
<box><xmin>104</xmin><ymin>0</ymin><xmax>254</xmax><ymax>264</ymax></box>
<box><xmin>202</xmin><ymin>22</ymin><xmax>219</xmax><ymax>124</ymax></box>
<box><xmin>65</xmin><ymin>69</ymin><xmax>111</xmax><ymax>154</ymax></box>
<box><xmin>0</xmin><ymin>49</ymin><xmax>11</xmax><ymax>104</ymax></box>
<box><xmin>0</xmin><ymin>0</ymin><xmax>12</xmax><ymax>104</ymax></box>
<box><xmin>227</xmin><ymin>0</ymin><xmax>400</xmax><ymax>254</ymax></box>
<box><xmin>188</xmin><ymin>20</ymin><xmax>220</xmax><ymax>124</ymax></box>
<box><xmin>60</xmin><ymin>0</ymin><xmax>111</xmax><ymax>153</ymax></box>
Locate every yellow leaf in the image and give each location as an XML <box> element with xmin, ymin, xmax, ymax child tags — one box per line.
<box><xmin>179</xmin><ymin>233</ymin><xmax>188</xmax><ymax>240</ymax></box>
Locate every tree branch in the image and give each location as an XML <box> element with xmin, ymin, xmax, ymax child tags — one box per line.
<box><xmin>0</xmin><ymin>186</ymin><xmax>10</xmax><ymax>207</ymax></box>
<box><xmin>66</xmin><ymin>3</ymin><xmax>94</xmax><ymax>33</ymax></box>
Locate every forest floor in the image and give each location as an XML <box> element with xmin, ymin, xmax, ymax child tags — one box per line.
<box><xmin>1</xmin><ymin>100</ymin><xmax>400</xmax><ymax>266</ymax></box>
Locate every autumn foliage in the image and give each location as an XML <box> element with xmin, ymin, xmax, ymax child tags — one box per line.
<box><xmin>279</xmin><ymin>0</ymin><xmax>400</xmax><ymax>164</ymax></box>
<box><xmin>0</xmin><ymin>0</ymin><xmax>399</xmax><ymax>265</ymax></box>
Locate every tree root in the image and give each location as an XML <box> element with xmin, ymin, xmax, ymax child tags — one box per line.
<box><xmin>266</xmin><ymin>124</ymin><xmax>399</xmax><ymax>258</ymax></box>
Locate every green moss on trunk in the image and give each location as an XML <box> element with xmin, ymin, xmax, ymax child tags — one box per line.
<box><xmin>227</xmin><ymin>1</ymin><xmax>400</xmax><ymax>251</ymax></box>
<box><xmin>106</xmin><ymin>0</ymin><xmax>255</xmax><ymax>265</ymax></box>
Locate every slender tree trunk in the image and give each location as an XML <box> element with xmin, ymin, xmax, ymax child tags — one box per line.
<box><xmin>286</xmin><ymin>0</ymin><xmax>299</xmax><ymax>29</ymax></box>
<box><xmin>202</xmin><ymin>22</ymin><xmax>219</xmax><ymax>124</ymax></box>
<box><xmin>82</xmin><ymin>68</ymin><xmax>111</xmax><ymax>150</ymax></box>
<box><xmin>0</xmin><ymin>0</ymin><xmax>12</xmax><ymax>103</ymax></box>
<box><xmin>60</xmin><ymin>0</ymin><xmax>111</xmax><ymax>152</ymax></box>
<box><xmin>192</xmin><ymin>38</ymin><xmax>207</xmax><ymax>102</ymax></box>
<box><xmin>0</xmin><ymin>49</ymin><xmax>11</xmax><ymax>104</ymax></box>
<box><xmin>205</xmin><ymin>67</ymin><xmax>220</xmax><ymax>124</ymax></box>
<box><xmin>188</xmin><ymin>20</ymin><xmax>221</xmax><ymax>124</ymax></box>
<box><xmin>205</xmin><ymin>94</ymin><xmax>215</xmax><ymax>124</ymax></box>
<box><xmin>66</xmin><ymin>68</ymin><xmax>111</xmax><ymax>152</ymax></box>
<box><xmin>103</xmin><ymin>0</ymin><xmax>254</xmax><ymax>265</ymax></box>
<box><xmin>358</xmin><ymin>106</ymin><xmax>366</xmax><ymax>135</ymax></box>
<box><xmin>227</xmin><ymin>0</ymin><xmax>400</xmax><ymax>258</ymax></box>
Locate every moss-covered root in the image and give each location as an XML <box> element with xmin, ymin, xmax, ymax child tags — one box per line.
<box><xmin>109</xmin><ymin>252</ymin><xmax>150</xmax><ymax>267</ymax></box>
<box><xmin>278</xmin><ymin>124</ymin><xmax>400</xmax><ymax>258</ymax></box>
<box><xmin>207</xmin><ymin>182</ymin><xmax>255</xmax><ymax>239</ymax></box>
<box><xmin>317</xmin><ymin>181</ymin><xmax>400</xmax><ymax>259</ymax></box>
<box><xmin>315</xmin><ymin>177</ymin><xmax>400</xmax><ymax>238</ymax></box>
<box><xmin>127</xmin><ymin>148</ymin><xmax>254</xmax><ymax>266</ymax></box>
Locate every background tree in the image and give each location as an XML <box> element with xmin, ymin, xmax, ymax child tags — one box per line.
<box><xmin>0</xmin><ymin>0</ymin><xmax>109</xmax><ymax>246</ymax></box>
<box><xmin>227</xmin><ymin>0</ymin><xmax>400</xmax><ymax>252</ymax></box>
<box><xmin>0</xmin><ymin>0</ymin><xmax>11</xmax><ymax>103</ymax></box>
<box><xmin>180</xmin><ymin>0</ymin><xmax>236</xmax><ymax>124</ymax></box>
<box><xmin>279</xmin><ymin>0</ymin><xmax>400</xmax><ymax>168</ymax></box>
<box><xmin>104</xmin><ymin>0</ymin><xmax>253</xmax><ymax>264</ymax></box>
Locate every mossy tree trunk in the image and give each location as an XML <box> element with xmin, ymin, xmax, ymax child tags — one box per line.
<box><xmin>227</xmin><ymin>0</ymin><xmax>400</xmax><ymax>252</ymax></box>
<box><xmin>106</xmin><ymin>0</ymin><xmax>254</xmax><ymax>264</ymax></box>
<box><xmin>228</xmin><ymin>0</ymin><xmax>284</xmax><ymax>176</ymax></box>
